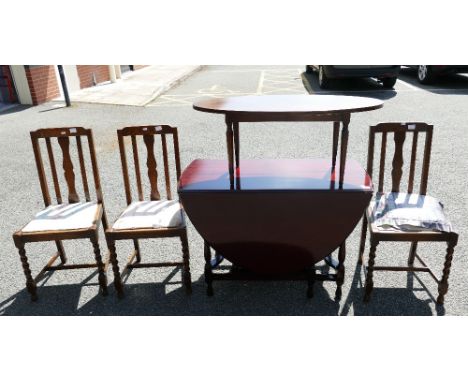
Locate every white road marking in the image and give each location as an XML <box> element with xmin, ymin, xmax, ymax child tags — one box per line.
<box><xmin>256</xmin><ymin>70</ymin><xmax>265</xmax><ymax>94</ymax></box>
<box><xmin>397</xmin><ymin>78</ymin><xmax>421</xmax><ymax>91</ymax></box>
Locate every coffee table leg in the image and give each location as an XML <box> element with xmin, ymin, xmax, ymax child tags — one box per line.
<box><xmin>339</xmin><ymin>114</ymin><xmax>350</xmax><ymax>188</ymax></box>
<box><xmin>225</xmin><ymin>117</ymin><xmax>235</xmax><ymax>189</ymax></box>
<box><xmin>332</xmin><ymin>121</ymin><xmax>340</xmax><ymax>168</ymax></box>
<box><xmin>233</xmin><ymin>121</ymin><xmax>240</xmax><ymax>169</ymax></box>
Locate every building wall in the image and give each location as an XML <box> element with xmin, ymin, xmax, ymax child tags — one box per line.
<box><xmin>25</xmin><ymin>65</ymin><xmax>60</xmax><ymax>105</ymax></box>
<box><xmin>76</xmin><ymin>65</ymin><xmax>110</xmax><ymax>89</ymax></box>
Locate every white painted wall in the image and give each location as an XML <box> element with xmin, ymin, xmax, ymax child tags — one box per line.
<box><xmin>9</xmin><ymin>65</ymin><xmax>33</xmax><ymax>105</ymax></box>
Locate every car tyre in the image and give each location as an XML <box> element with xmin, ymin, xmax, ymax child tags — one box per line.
<box><xmin>381</xmin><ymin>77</ymin><xmax>397</xmax><ymax>89</ymax></box>
<box><xmin>318</xmin><ymin>66</ymin><xmax>331</xmax><ymax>89</ymax></box>
<box><xmin>305</xmin><ymin>65</ymin><xmax>314</xmax><ymax>74</ymax></box>
<box><xmin>417</xmin><ymin>65</ymin><xmax>434</xmax><ymax>84</ymax></box>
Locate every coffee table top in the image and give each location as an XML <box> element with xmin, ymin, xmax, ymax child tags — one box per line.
<box><xmin>193</xmin><ymin>94</ymin><xmax>383</xmax><ymax>116</ymax></box>
<box><xmin>179</xmin><ymin>159</ymin><xmax>373</xmax><ymax>192</ymax></box>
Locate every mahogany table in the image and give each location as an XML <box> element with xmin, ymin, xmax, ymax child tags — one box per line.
<box><xmin>179</xmin><ymin>158</ymin><xmax>373</xmax><ymax>298</ymax></box>
<box><xmin>193</xmin><ymin>94</ymin><xmax>383</xmax><ymax>188</ymax></box>
<box><xmin>186</xmin><ymin>94</ymin><xmax>383</xmax><ymax>298</ymax></box>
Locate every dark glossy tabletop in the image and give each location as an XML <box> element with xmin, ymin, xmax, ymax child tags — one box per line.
<box><xmin>193</xmin><ymin>95</ymin><xmax>383</xmax><ymax>115</ymax></box>
<box><xmin>179</xmin><ymin>159</ymin><xmax>373</xmax><ymax>192</ymax></box>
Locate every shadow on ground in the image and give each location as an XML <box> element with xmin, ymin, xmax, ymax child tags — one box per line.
<box><xmin>0</xmin><ymin>264</ymin><xmax>442</xmax><ymax>316</ymax></box>
<box><xmin>301</xmin><ymin>71</ymin><xmax>397</xmax><ymax>100</ymax></box>
<box><xmin>398</xmin><ymin>67</ymin><xmax>468</xmax><ymax>94</ymax></box>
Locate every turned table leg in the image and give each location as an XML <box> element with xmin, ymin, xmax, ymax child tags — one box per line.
<box><xmin>204</xmin><ymin>241</ymin><xmax>214</xmax><ymax>296</ymax></box>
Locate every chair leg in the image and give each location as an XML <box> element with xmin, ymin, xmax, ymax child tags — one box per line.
<box><xmin>55</xmin><ymin>240</ymin><xmax>67</xmax><ymax>264</ymax></box>
<box><xmin>180</xmin><ymin>232</ymin><xmax>192</xmax><ymax>295</ymax></box>
<box><xmin>408</xmin><ymin>241</ymin><xmax>418</xmax><ymax>266</ymax></box>
<box><xmin>204</xmin><ymin>241</ymin><xmax>213</xmax><ymax>296</ymax></box>
<box><xmin>107</xmin><ymin>239</ymin><xmax>124</xmax><ymax>298</ymax></box>
<box><xmin>133</xmin><ymin>239</ymin><xmax>141</xmax><ymax>263</ymax></box>
<box><xmin>335</xmin><ymin>241</ymin><xmax>346</xmax><ymax>301</ymax></box>
<box><xmin>15</xmin><ymin>242</ymin><xmax>38</xmax><ymax>302</ymax></box>
<box><xmin>436</xmin><ymin>240</ymin><xmax>456</xmax><ymax>305</ymax></box>
<box><xmin>91</xmin><ymin>237</ymin><xmax>108</xmax><ymax>296</ymax></box>
<box><xmin>364</xmin><ymin>238</ymin><xmax>379</xmax><ymax>303</ymax></box>
<box><xmin>358</xmin><ymin>216</ymin><xmax>368</xmax><ymax>265</ymax></box>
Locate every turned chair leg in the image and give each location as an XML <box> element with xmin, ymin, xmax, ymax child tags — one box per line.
<box><xmin>15</xmin><ymin>241</ymin><xmax>38</xmax><ymax>302</ymax></box>
<box><xmin>55</xmin><ymin>240</ymin><xmax>67</xmax><ymax>264</ymax></box>
<box><xmin>358</xmin><ymin>216</ymin><xmax>368</xmax><ymax>265</ymax></box>
<box><xmin>180</xmin><ymin>232</ymin><xmax>192</xmax><ymax>295</ymax></box>
<box><xmin>107</xmin><ymin>239</ymin><xmax>124</xmax><ymax>298</ymax></box>
<box><xmin>335</xmin><ymin>241</ymin><xmax>346</xmax><ymax>301</ymax></box>
<box><xmin>364</xmin><ymin>239</ymin><xmax>379</xmax><ymax>303</ymax></box>
<box><xmin>436</xmin><ymin>240</ymin><xmax>456</xmax><ymax>305</ymax></box>
<box><xmin>91</xmin><ymin>237</ymin><xmax>108</xmax><ymax>296</ymax></box>
<box><xmin>204</xmin><ymin>241</ymin><xmax>213</xmax><ymax>296</ymax></box>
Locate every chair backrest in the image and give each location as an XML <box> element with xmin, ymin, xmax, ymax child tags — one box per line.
<box><xmin>30</xmin><ymin>127</ymin><xmax>103</xmax><ymax>206</ymax></box>
<box><xmin>367</xmin><ymin>122</ymin><xmax>433</xmax><ymax>195</ymax></box>
<box><xmin>117</xmin><ymin>125</ymin><xmax>182</xmax><ymax>204</ymax></box>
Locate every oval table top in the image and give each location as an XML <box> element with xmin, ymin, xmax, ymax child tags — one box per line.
<box><xmin>193</xmin><ymin>94</ymin><xmax>383</xmax><ymax>116</ymax></box>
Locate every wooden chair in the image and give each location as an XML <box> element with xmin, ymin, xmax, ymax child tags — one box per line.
<box><xmin>12</xmin><ymin>127</ymin><xmax>109</xmax><ymax>301</ymax></box>
<box><xmin>358</xmin><ymin>122</ymin><xmax>458</xmax><ymax>305</ymax></box>
<box><xmin>106</xmin><ymin>125</ymin><xmax>191</xmax><ymax>297</ymax></box>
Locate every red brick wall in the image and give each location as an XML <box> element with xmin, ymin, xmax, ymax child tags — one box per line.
<box><xmin>25</xmin><ymin>65</ymin><xmax>60</xmax><ymax>105</ymax></box>
<box><xmin>77</xmin><ymin>65</ymin><xmax>110</xmax><ymax>89</ymax></box>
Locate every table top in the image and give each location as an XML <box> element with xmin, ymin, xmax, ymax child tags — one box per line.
<box><xmin>178</xmin><ymin>159</ymin><xmax>373</xmax><ymax>192</ymax></box>
<box><xmin>193</xmin><ymin>95</ymin><xmax>383</xmax><ymax>116</ymax></box>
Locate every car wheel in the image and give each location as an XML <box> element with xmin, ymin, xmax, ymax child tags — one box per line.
<box><xmin>381</xmin><ymin>77</ymin><xmax>397</xmax><ymax>89</ymax></box>
<box><xmin>305</xmin><ymin>65</ymin><xmax>313</xmax><ymax>74</ymax></box>
<box><xmin>417</xmin><ymin>65</ymin><xmax>434</xmax><ymax>84</ymax></box>
<box><xmin>318</xmin><ymin>66</ymin><xmax>330</xmax><ymax>89</ymax></box>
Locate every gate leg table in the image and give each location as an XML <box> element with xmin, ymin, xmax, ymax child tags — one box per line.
<box><xmin>182</xmin><ymin>95</ymin><xmax>383</xmax><ymax>298</ymax></box>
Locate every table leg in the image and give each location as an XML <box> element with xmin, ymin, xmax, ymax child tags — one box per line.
<box><xmin>233</xmin><ymin>121</ymin><xmax>240</xmax><ymax>169</ymax></box>
<box><xmin>335</xmin><ymin>241</ymin><xmax>346</xmax><ymax>301</ymax></box>
<box><xmin>332</xmin><ymin>121</ymin><xmax>340</xmax><ymax>168</ymax></box>
<box><xmin>225</xmin><ymin>118</ymin><xmax>235</xmax><ymax>189</ymax></box>
<box><xmin>204</xmin><ymin>241</ymin><xmax>214</xmax><ymax>296</ymax></box>
<box><xmin>339</xmin><ymin>114</ymin><xmax>350</xmax><ymax>188</ymax></box>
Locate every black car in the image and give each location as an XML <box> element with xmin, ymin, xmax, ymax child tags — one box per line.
<box><xmin>306</xmin><ymin>65</ymin><xmax>401</xmax><ymax>89</ymax></box>
<box><xmin>407</xmin><ymin>65</ymin><xmax>468</xmax><ymax>84</ymax></box>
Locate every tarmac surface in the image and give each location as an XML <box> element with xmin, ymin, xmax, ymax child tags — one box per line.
<box><xmin>0</xmin><ymin>65</ymin><xmax>467</xmax><ymax>315</ymax></box>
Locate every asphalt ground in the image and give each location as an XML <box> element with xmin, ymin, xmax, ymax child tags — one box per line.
<box><xmin>1</xmin><ymin>65</ymin><xmax>467</xmax><ymax>315</ymax></box>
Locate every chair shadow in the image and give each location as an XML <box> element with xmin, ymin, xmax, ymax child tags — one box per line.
<box><xmin>340</xmin><ymin>263</ymin><xmax>443</xmax><ymax>316</ymax></box>
<box><xmin>0</xmin><ymin>266</ymin><xmax>341</xmax><ymax>316</ymax></box>
<box><xmin>0</xmin><ymin>262</ymin><xmax>443</xmax><ymax>316</ymax></box>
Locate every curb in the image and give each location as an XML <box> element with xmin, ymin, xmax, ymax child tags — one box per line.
<box><xmin>142</xmin><ymin>65</ymin><xmax>203</xmax><ymax>106</ymax></box>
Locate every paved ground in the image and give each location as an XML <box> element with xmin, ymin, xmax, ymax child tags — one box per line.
<box><xmin>1</xmin><ymin>65</ymin><xmax>467</xmax><ymax>315</ymax></box>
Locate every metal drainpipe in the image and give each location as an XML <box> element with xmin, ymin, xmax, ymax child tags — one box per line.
<box><xmin>57</xmin><ymin>65</ymin><xmax>71</xmax><ymax>107</ymax></box>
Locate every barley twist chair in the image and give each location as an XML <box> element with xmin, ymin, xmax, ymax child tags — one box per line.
<box><xmin>358</xmin><ymin>122</ymin><xmax>458</xmax><ymax>305</ymax></box>
<box><xmin>12</xmin><ymin>127</ymin><xmax>110</xmax><ymax>301</ymax></box>
<box><xmin>106</xmin><ymin>125</ymin><xmax>192</xmax><ymax>297</ymax></box>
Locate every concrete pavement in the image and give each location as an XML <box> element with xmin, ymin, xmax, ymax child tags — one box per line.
<box><xmin>56</xmin><ymin>65</ymin><xmax>202</xmax><ymax>106</ymax></box>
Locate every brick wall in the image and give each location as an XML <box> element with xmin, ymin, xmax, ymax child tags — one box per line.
<box><xmin>25</xmin><ymin>65</ymin><xmax>60</xmax><ymax>105</ymax></box>
<box><xmin>76</xmin><ymin>65</ymin><xmax>110</xmax><ymax>89</ymax></box>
